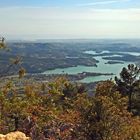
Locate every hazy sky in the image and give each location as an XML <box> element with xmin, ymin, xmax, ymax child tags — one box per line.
<box><xmin>0</xmin><ymin>0</ymin><xmax>140</xmax><ymax>40</ymax></box>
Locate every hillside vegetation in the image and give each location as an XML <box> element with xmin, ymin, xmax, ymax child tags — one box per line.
<box><xmin>0</xmin><ymin>39</ymin><xmax>140</xmax><ymax>140</ymax></box>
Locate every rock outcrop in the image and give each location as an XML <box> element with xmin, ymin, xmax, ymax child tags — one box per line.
<box><xmin>0</xmin><ymin>131</ymin><xmax>30</xmax><ymax>140</ymax></box>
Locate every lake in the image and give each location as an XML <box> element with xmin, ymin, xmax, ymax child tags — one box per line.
<box><xmin>43</xmin><ymin>51</ymin><xmax>139</xmax><ymax>83</ymax></box>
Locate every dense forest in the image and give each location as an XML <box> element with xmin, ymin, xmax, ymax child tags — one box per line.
<box><xmin>1</xmin><ymin>39</ymin><xmax>140</xmax><ymax>140</ymax></box>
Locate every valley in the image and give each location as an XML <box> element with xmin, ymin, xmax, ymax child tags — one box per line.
<box><xmin>1</xmin><ymin>39</ymin><xmax>140</xmax><ymax>83</ymax></box>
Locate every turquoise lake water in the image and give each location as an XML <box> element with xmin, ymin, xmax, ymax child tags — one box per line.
<box><xmin>43</xmin><ymin>51</ymin><xmax>139</xmax><ymax>83</ymax></box>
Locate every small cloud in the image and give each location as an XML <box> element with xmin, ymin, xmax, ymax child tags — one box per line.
<box><xmin>77</xmin><ymin>0</ymin><xmax>131</xmax><ymax>7</ymax></box>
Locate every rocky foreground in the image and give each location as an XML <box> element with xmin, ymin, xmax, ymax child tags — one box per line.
<box><xmin>0</xmin><ymin>131</ymin><xmax>30</xmax><ymax>140</ymax></box>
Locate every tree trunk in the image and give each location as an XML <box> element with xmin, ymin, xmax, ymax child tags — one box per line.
<box><xmin>128</xmin><ymin>88</ymin><xmax>133</xmax><ymax>112</ymax></box>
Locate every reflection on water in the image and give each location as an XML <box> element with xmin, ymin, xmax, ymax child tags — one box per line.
<box><xmin>44</xmin><ymin>51</ymin><xmax>139</xmax><ymax>83</ymax></box>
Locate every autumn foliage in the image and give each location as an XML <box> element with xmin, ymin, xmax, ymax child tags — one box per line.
<box><xmin>1</xmin><ymin>39</ymin><xmax>140</xmax><ymax>139</ymax></box>
<box><xmin>0</xmin><ymin>77</ymin><xmax>140</xmax><ymax>140</ymax></box>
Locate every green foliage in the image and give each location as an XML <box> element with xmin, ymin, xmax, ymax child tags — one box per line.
<box><xmin>115</xmin><ymin>64</ymin><xmax>140</xmax><ymax>112</ymax></box>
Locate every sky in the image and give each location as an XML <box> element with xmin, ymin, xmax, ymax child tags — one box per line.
<box><xmin>0</xmin><ymin>0</ymin><xmax>140</xmax><ymax>40</ymax></box>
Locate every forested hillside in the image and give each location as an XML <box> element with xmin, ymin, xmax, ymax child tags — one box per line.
<box><xmin>1</xmin><ymin>39</ymin><xmax>140</xmax><ymax>140</ymax></box>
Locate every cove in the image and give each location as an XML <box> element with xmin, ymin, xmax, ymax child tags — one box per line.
<box><xmin>43</xmin><ymin>51</ymin><xmax>139</xmax><ymax>83</ymax></box>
